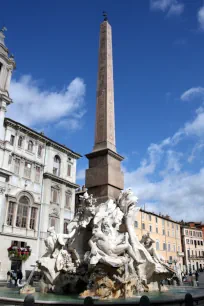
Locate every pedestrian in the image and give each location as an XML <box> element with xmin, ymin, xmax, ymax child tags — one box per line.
<box><xmin>195</xmin><ymin>271</ymin><xmax>199</xmax><ymax>282</ymax></box>
<box><xmin>17</xmin><ymin>269</ymin><xmax>23</xmax><ymax>285</ymax></box>
<box><xmin>7</xmin><ymin>271</ymin><xmax>11</xmax><ymax>283</ymax></box>
<box><xmin>12</xmin><ymin>270</ymin><xmax>17</xmax><ymax>286</ymax></box>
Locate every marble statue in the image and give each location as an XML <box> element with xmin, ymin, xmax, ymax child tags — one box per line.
<box><xmin>37</xmin><ymin>189</ymin><xmax>177</xmax><ymax>299</ymax></box>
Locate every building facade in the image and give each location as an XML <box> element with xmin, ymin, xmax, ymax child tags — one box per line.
<box><xmin>135</xmin><ymin>209</ymin><xmax>184</xmax><ymax>270</ymax></box>
<box><xmin>0</xmin><ymin>29</ymin><xmax>81</xmax><ymax>279</ymax></box>
<box><xmin>181</xmin><ymin>223</ymin><xmax>204</xmax><ymax>273</ymax></box>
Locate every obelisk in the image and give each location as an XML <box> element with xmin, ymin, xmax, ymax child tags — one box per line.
<box><xmin>85</xmin><ymin>13</ymin><xmax>124</xmax><ymax>203</ymax></box>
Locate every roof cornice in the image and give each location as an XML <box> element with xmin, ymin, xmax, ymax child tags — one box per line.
<box><xmin>4</xmin><ymin>118</ymin><xmax>82</xmax><ymax>159</ymax></box>
<box><xmin>43</xmin><ymin>172</ymin><xmax>80</xmax><ymax>189</ymax></box>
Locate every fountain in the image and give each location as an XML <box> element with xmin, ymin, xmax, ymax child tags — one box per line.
<box><xmin>36</xmin><ymin>189</ymin><xmax>181</xmax><ymax>299</ymax></box>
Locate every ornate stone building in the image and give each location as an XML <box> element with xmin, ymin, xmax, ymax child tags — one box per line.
<box><xmin>0</xmin><ymin>28</ymin><xmax>81</xmax><ymax>279</ymax></box>
<box><xmin>181</xmin><ymin>222</ymin><xmax>204</xmax><ymax>273</ymax></box>
<box><xmin>134</xmin><ymin>209</ymin><xmax>184</xmax><ymax>271</ymax></box>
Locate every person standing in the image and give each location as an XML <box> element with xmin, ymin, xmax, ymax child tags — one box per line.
<box><xmin>195</xmin><ymin>271</ymin><xmax>199</xmax><ymax>282</ymax></box>
<box><xmin>17</xmin><ymin>270</ymin><xmax>23</xmax><ymax>285</ymax></box>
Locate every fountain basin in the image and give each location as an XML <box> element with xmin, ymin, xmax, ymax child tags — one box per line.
<box><xmin>0</xmin><ymin>286</ymin><xmax>204</xmax><ymax>305</ymax></box>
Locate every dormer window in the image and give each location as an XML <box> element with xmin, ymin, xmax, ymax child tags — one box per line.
<box><xmin>10</xmin><ymin>135</ymin><xmax>15</xmax><ymax>145</ymax></box>
<box><xmin>67</xmin><ymin>164</ymin><xmax>72</xmax><ymax>177</ymax></box>
<box><xmin>28</xmin><ymin>140</ymin><xmax>33</xmax><ymax>152</ymax></box>
<box><xmin>18</xmin><ymin>136</ymin><xmax>23</xmax><ymax>148</ymax></box>
<box><xmin>38</xmin><ymin>145</ymin><xmax>42</xmax><ymax>157</ymax></box>
<box><xmin>53</xmin><ymin>155</ymin><xmax>61</xmax><ymax>176</ymax></box>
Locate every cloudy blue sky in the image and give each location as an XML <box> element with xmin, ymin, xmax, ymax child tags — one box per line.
<box><xmin>2</xmin><ymin>0</ymin><xmax>204</xmax><ymax>221</ymax></box>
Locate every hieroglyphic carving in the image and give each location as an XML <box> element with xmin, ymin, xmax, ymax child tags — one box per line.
<box><xmin>94</xmin><ymin>21</ymin><xmax>116</xmax><ymax>149</ymax></box>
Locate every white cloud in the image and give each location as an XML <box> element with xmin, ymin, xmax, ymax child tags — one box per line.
<box><xmin>8</xmin><ymin>75</ymin><xmax>86</xmax><ymax>130</ymax></box>
<box><xmin>198</xmin><ymin>6</ymin><xmax>204</xmax><ymax>31</ymax></box>
<box><xmin>181</xmin><ymin>87</ymin><xmax>204</xmax><ymax>102</ymax></box>
<box><xmin>124</xmin><ymin>88</ymin><xmax>204</xmax><ymax>222</ymax></box>
<box><xmin>150</xmin><ymin>0</ymin><xmax>184</xmax><ymax>16</ymax></box>
<box><xmin>167</xmin><ymin>2</ymin><xmax>184</xmax><ymax>16</ymax></box>
<box><xmin>76</xmin><ymin>168</ymin><xmax>86</xmax><ymax>180</ymax></box>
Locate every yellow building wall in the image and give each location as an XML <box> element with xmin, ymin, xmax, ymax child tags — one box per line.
<box><xmin>135</xmin><ymin>210</ymin><xmax>183</xmax><ymax>266</ymax></box>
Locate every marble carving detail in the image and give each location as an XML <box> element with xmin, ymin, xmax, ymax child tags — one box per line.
<box><xmin>37</xmin><ymin>189</ymin><xmax>177</xmax><ymax>299</ymax></box>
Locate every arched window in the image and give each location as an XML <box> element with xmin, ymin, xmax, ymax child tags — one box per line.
<box><xmin>16</xmin><ymin>196</ymin><xmax>29</xmax><ymax>228</ymax></box>
<box><xmin>38</xmin><ymin>145</ymin><xmax>42</xmax><ymax>157</ymax></box>
<box><xmin>53</xmin><ymin>155</ymin><xmax>61</xmax><ymax>176</ymax></box>
<box><xmin>18</xmin><ymin>136</ymin><xmax>23</xmax><ymax>148</ymax></box>
<box><xmin>63</xmin><ymin>220</ymin><xmax>69</xmax><ymax>234</ymax></box>
<box><xmin>65</xmin><ymin>191</ymin><xmax>72</xmax><ymax>209</ymax></box>
<box><xmin>28</xmin><ymin>140</ymin><xmax>33</xmax><ymax>152</ymax></box>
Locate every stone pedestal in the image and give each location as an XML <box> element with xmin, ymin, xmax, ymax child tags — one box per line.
<box><xmin>85</xmin><ymin>149</ymin><xmax>124</xmax><ymax>203</ymax></box>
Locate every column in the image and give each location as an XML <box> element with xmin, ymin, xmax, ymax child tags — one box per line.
<box><xmin>12</xmin><ymin>202</ymin><xmax>18</xmax><ymax>227</ymax></box>
<box><xmin>26</xmin><ymin>206</ymin><xmax>32</xmax><ymax>230</ymax></box>
<box><xmin>5</xmin><ymin>69</ymin><xmax>12</xmax><ymax>91</ymax></box>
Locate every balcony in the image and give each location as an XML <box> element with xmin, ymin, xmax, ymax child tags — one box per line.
<box><xmin>177</xmin><ymin>252</ymin><xmax>184</xmax><ymax>257</ymax></box>
<box><xmin>189</xmin><ymin>255</ymin><xmax>204</xmax><ymax>260</ymax></box>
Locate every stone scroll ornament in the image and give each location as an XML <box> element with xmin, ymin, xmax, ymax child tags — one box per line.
<box><xmin>37</xmin><ymin>189</ymin><xmax>177</xmax><ymax>298</ymax></box>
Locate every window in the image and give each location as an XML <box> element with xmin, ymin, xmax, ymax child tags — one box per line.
<box><xmin>156</xmin><ymin>241</ymin><xmax>159</xmax><ymax>250</ymax></box>
<box><xmin>24</xmin><ymin>162</ymin><xmax>31</xmax><ymax>178</ymax></box>
<box><xmin>149</xmin><ymin>225</ymin><xmax>152</xmax><ymax>232</ymax></box>
<box><xmin>185</xmin><ymin>230</ymin><xmax>189</xmax><ymax>236</ymax></box>
<box><xmin>10</xmin><ymin>135</ymin><xmax>15</xmax><ymax>145</ymax></box>
<box><xmin>14</xmin><ymin>158</ymin><xmax>20</xmax><ymax>175</ymax></box>
<box><xmin>149</xmin><ymin>215</ymin><xmax>151</xmax><ymax>221</ymax></box>
<box><xmin>172</xmin><ymin>223</ymin><xmax>174</xmax><ymax>229</ymax></box>
<box><xmin>162</xmin><ymin>229</ymin><xmax>165</xmax><ymax>235</ymax></box>
<box><xmin>190</xmin><ymin>231</ymin><xmax>192</xmax><ymax>236</ymax></box>
<box><xmin>7</xmin><ymin>202</ymin><xmax>14</xmax><ymax>226</ymax></box>
<box><xmin>162</xmin><ymin>219</ymin><xmax>165</xmax><ymax>226</ymax></box>
<box><xmin>18</xmin><ymin>136</ymin><xmax>23</xmax><ymax>148</ymax></box>
<box><xmin>193</xmin><ymin>231</ymin><xmax>195</xmax><ymax>236</ymax></box>
<box><xmin>156</xmin><ymin>227</ymin><xmax>158</xmax><ymax>233</ymax></box>
<box><xmin>163</xmin><ymin>243</ymin><xmax>166</xmax><ymax>251</ymax></box>
<box><xmin>53</xmin><ymin>155</ymin><xmax>60</xmax><ymax>176</ymax></box>
<box><xmin>201</xmin><ymin>241</ymin><xmax>203</xmax><ymax>246</ymax></box>
<box><xmin>65</xmin><ymin>191</ymin><xmax>72</xmax><ymax>209</ymax></box>
<box><xmin>187</xmin><ymin>249</ymin><xmax>190</xmax><ymax>257</ymax></box>
<box><xmin>168</xmin><ymin>243</ymin><xmax>171</xmax><ymax>252</ymax></box>
<box><xmin>186</xmin><ymin>239</ymin><xmax>189</xmax><ymax>244</ymax></box>
<box><xmin>52</xmin><ymin>188</ymin><xmax>59</xmax><ymax>204</ymax></box>
<box><xmin>173</xmin><ymin>245</ymin><xmax>176</xmax><ymax>252</ymax></box>
<box><xmin>38</xmin><ymin>145</ymin><xmax>42</xmax><ymax>157</ymax></box>
<box><xmin>142</xmin><ymin>223</ymin><xmax>145</xmax><ymax>230</ymax></box>
<box><xmin>8</xmin><ymin>155</ymin><xmax>12</xmax><ymax>165</ymax></box>
<box><xmin>16</xmin><ymin>196</ymin><xmax>29</xmax><ymax>228</ymax></box>
<box><xmin>35</xmin><ymin>166</ymin><xmax>41</xmax><ymax>183</ymax></box>
<box><xmin>63</xmin><ymin>220</ymin><xmax>69</xmax><ymax>234</ymax></box>
<box><xmin>30</xmin><ymin>207</ymin><xmax>37</xmax><ymax>230</ymax></box>
<box><xmin>155</xmin><ymin>216</ymin><xmax>158</xmax><ymax>223</ymax></box>
<box><xmin>134</xmin><ymin>221</ymin><xmax>138</xmax><ymax>228</ymax></box>
<box><xmin>176</xmin><ymin>225</ymin><xmax>178</xmax><ymax>230</ymax></box>
<box><xmin>172</xmin><ymin>230</ymin><xmax>174</xmax><ymax>237</ymax></box>
<box><xmin>191</xmin><ymin>240</ymin><xmax>193</xmax><ymax>244</ymax></box>
<box><xmin>67</xmin><ymin>164</ymin><xmax>72</xmax><ymax>177</ymax></box>
<box><xmin>28</xmin><ymin>140</ymin><xmax>33</xmax><ymax>152</ymax></box>
<box><xmin>169</xmin><ymin>256</ymin><xmax>172</xmax><ymax>262</ymax></box>
<box><xmin>198</xmin><ymin>241</ymin><xmax>200</xmax><ymax>245</ymax></box>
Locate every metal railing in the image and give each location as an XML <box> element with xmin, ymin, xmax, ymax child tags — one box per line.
<box><xmin>0</xmin><ymin>293</ymin><xmax>204</xmax><ymax>306</ymax></box>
